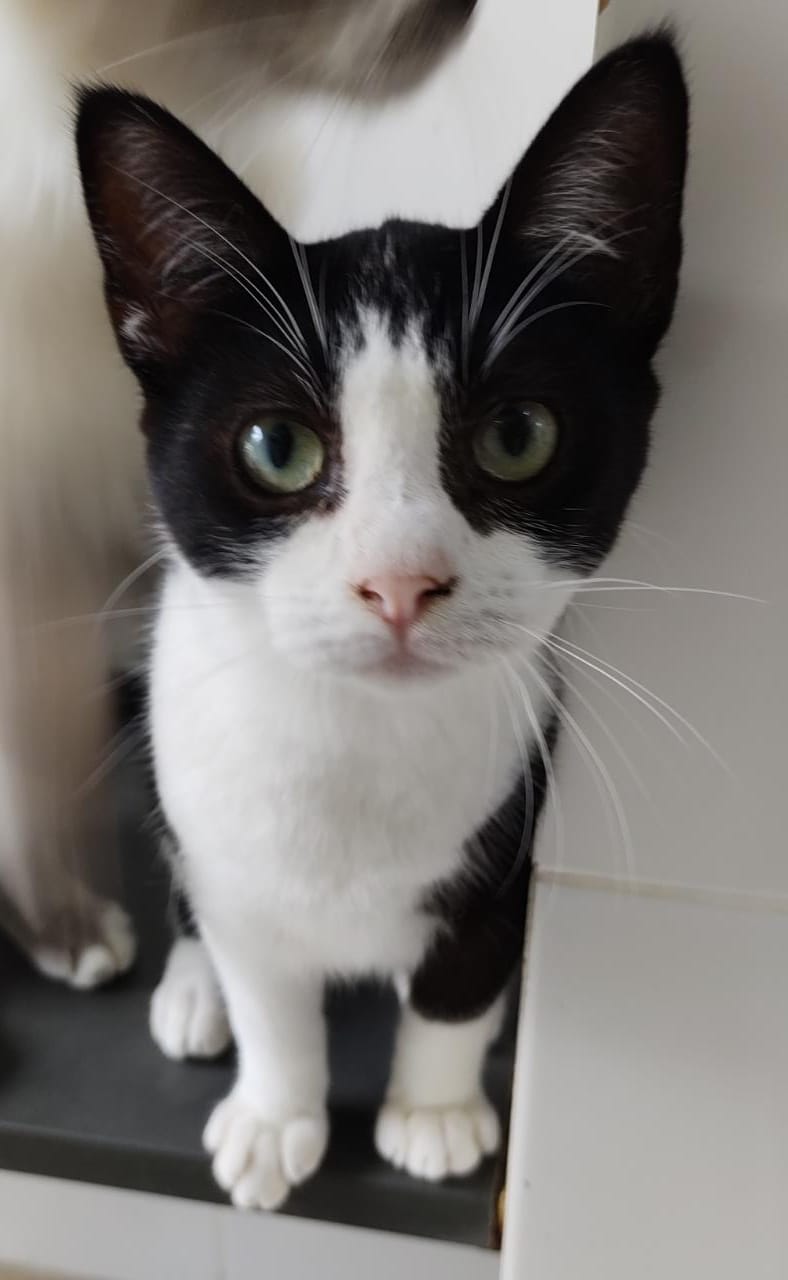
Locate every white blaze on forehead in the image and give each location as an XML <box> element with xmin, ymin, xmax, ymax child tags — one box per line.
<box><xmin>336</xmin><ymin>308</ymin><xmax>458</xmax><ymax>576</ymax></box>
<box><xmin>339</xmin><ymin>309</ymin><xmax>443</xmax><ymax>501</ymax></box>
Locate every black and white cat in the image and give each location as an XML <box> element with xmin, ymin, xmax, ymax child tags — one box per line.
<box><xmin>77</xmin><ymin>35</ymin><xmax>688</xmax><ymax>1210</ymax></box>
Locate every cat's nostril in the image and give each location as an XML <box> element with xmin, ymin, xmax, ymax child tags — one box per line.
<box><xmin>422</xmin><ymin>578</ymin><xmax>457</xmax><ymax>601</ymax></box>
<box><xmin>354</xmin><ymin>573</ymin><xmax>457</xmax><ymax>630</ymax></box>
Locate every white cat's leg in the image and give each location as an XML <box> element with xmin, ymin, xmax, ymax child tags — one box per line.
<box><xmin>0</xmin><ymin>559</ymin><xmax>136</xmax><ymax>987</ymax></box>
<box><xmin>201</xmin><ymin>935</ymin><xmax>329</xmax><ymax>1210</ymax></box>
<box><xmin>375</xmin><ymin>999</ymin><xmax>503</xmax><ymax>1181</ymax></box>
<box><xmin>150</xmin><ymin>936</ymin><xmax>231</xmax><ymax>1060</ymax></box>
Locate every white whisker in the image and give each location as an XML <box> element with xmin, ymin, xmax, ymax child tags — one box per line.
<box><xmin>489</xmin><ymin>236</ymin><xmax>572</xmax><ymax>342</ymax></box>
<box><xmin>540</xmin><ymin>576</ymin><xmax>765</xmax><ymax>604</ymax></box>
<box><xmin>483</xmin><ymin>300</ymin><xmax>606</xmax><ymax>372</ymax></box>
<box><xmin>469</xmin><ymin>222</ymin><xmax>484</xmax><ymax>336</ymax></box>
<box><xmin>117</xmin><ymin>169</ymin><xmax>309</xmax><ymax>358</ymax></box>
<box><xmin>219</xmin><ymin>314</ymin><xmax>322</xmax><ymax>403</ymax></box>
<box><xmin>469</xmin><ymin>178</ymin><xmax>512</xmax><ymax>332</ymax></box>
<box><xmin>500</xmin><ymin>657</ymin><xmax>565</xmax><ymax>876</ymax></box>
<box><xmin>523</xmin><ymin>654</ymin><xmax>636</xmax><ymax>883</ymax></box>
<box><xmin>95</xmin><ymin>22</ymin><xmax>253</xmax><ymax>73</ymax></box>
<box><xmin>485</xmin><ymin>222</ymin><xmax>643</xmax><ymax>370</ymax></box>
<box><xmin>533</xmin><ymin>627</ymin><xmax>734</xmax><ymax>778</ymax></box>
<box><xmin>100</xmin><ymin>548</ymin><xmax>167</xmax><ymax>623</ymax></box>
<box><xmin>183</xmin><ymin>236</ymin><xmax>310</xmax><ymax>364</ymax></box>
<box><xmin>495</xmin><ymin>665</ymin><xmax>537</xmax><ymax>887</ymax></box>
<box><xmin>290</xmin><ymin>238</ymin><xmax>328</xmax><ymax>357</ymax></box>
<box><xmin>535</xmin><ymin>645</ymin><xmax>657</xmax><ymax>811</ymax></box>
<box><xmin>77</xmin><ymin>726</ymin><xmax>140</xmax><ymax>798</ymax></box>
<box><xmin>459</xmin><ymin>231</ymin><xmax>470</xmax><ymax>383</ymax></box>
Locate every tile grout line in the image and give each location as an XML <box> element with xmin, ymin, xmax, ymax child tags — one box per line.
<box><xmin>535</xmin><ymin>865</ymin><xmax>788</xmax><ymax>915</ymax></box>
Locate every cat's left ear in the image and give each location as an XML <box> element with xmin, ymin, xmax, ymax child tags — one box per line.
<box><xmin>483</xmin><ymin>33</ymin><xmax>689</xmax><ymax>354</ymax></box>
<box><xmin>77</xmin><ymin>87</ymin><xmax>288</xmax><ymax>388</ymax></box>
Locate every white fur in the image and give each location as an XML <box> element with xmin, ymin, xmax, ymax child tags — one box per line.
<box><xmin>152</xmin><ymin>312</ymin><xmax>577</xmax><ymax>1204</ymax></box>
<box><xmin>0</xmin><ymin>1</ymin><xmax>298</xmax><ymax>970</ymax></box>
<box><xmin>150</xmin><ymin>936</ymin><xmax>231</xmax><ymax>1060</ymax></box>
<box><xmin>376</xmin><ymin>1001</ymin><xmax>504</xmax><ymax>1180</ymax></box>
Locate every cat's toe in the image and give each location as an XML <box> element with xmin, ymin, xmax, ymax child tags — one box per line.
<box><xmin>280</xmin><ymin>1114</ymin><xmax>328</xmax><ymax>1185</ymax></box>
<box><xmin>375</xmin><ymin>1098</ymin><xmax>500</xmax><ymax>1181</ymax></box>
<box><xmin>203</xmin><ymin>1089</ymin><xmax>328</xmax><ymax>1210</ymax></box>
<box><xmin>32</xmin><ymin>898</ymin><xmax>136</xmax><ymax>990</ymax></box>
<box><xmin>150</xmin><ymin>938</ymin><xmax>231</xmax><ymax>1060</ymax></box>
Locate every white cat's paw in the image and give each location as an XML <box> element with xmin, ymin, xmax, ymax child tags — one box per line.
<box><xmin>150</xmin><ymin>937</ymin><xmax>231</xmax><ymax>1060</ymax></box>
<box><xmin>204</xmin><ymin>1089</ymin><xmax>329</xmax><ymax>1210</ymax></box>
<box><xmin>33</xmin><ymin>899</ymin><xmax>137</xmax><ymax>990</ymax></box>
<box><xmin>375</xmin><ymin>1097</ymin><xmax>500</xmax><ymax>1181</ymax></box>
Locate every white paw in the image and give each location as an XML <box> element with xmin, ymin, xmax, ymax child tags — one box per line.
<box><xmin>33</xmin><ymin>900</ymin><xmax>137</xmax><ymax>990</ymax></box>
<box><xmin>204</xmin><ymin>1089</ymin><xmax>329</xmax><ymax>1210</ymax></box>
<box><xmin>375</xmin><ymin>1097</ymin><xmax>500</xmax><ymax>1181</ymax></box>
<box><xmin>150</xmin><ymin>937</ymin><xmax>232</xmax><ymax>1060</ymax></box>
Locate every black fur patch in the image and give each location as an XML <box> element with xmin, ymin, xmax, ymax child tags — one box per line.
<box><xmin>411</xmin><ymin>720</ymin><xmax>555</xmax><ymax>1022</ymax></box>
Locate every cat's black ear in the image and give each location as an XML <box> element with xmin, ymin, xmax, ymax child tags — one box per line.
<box><xmin>487</xmin><ymin>33</ymin><xmax>688</xmax><ymax>353</ymax></box>
<box><xmin>76</xmin><ymin>87</ymin><xmax>285</xmax><ymax>384</ymax></box>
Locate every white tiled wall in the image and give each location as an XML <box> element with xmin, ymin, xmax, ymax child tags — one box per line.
<box><xmin>535</xmin><ymin>0</ymin><xmax>788</xmax><ymax>898</ymax></box>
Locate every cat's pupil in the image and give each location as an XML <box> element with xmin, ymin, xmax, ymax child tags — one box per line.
<box><xmin>497</xmin><ymin>416</ymin><xmax>531</xmax><ymax>457</ymax></box>
<box><xmin>267</xmin><ymin>423</ymin><xmax>294</xmax><ymax>469</ymax></box>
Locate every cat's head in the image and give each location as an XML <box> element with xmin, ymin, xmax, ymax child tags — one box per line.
<box><xmin>77</xmin><ymin>35</ymin><xmax>687</xmax><ymax>685</ymax></box>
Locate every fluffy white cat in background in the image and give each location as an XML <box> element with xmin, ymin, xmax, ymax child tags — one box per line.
<box><xmin>0</xmin><ymin>0</ymin><xmax>477</xmax><ymax>986</ymax></box>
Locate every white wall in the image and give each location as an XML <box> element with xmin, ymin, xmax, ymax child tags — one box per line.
<box><xmin>535</xmin><ymin>0</ymin><xmax>788</xmax><ymax>898</ymax></box>
<box><xmin>229</xmin><ymin>0</ymin><xmax>598</xmax><ymax>237</ymax></box>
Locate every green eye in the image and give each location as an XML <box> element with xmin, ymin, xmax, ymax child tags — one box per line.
<box><xmin>240</xmin><ymin>419</ymin><xmax>325</xmax><ymax>494</ymax></box>
<box><xmin>474</xmin><ymin>402</ymin><xmax>558</xmax><ymax>482</ymax></box>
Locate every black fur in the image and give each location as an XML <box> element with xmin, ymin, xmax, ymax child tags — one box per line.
<box><xmin>412</xmin><ymin>720</ymin><xmax>555</xmax><ymax>1022</ymax></box>
<box><xmin>77</xmin><ymin>35</ymin><xmax>688</xmax><ymax>581</ymax></box>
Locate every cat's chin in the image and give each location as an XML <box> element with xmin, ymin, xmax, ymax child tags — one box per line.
<box><xmin>284</xmin><ymin>644</ymin><xmax>463</xmax><ymax>687</ymax></box>
<box><xmin>364</xmin><ymin>650</ymin><xmax>455</xmax><ymax>683</ymax></box>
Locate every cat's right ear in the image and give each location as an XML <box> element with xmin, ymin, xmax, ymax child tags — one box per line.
<box><xmin>482</xmin><ymin>33</ymin><xmax>689</xmax><ymax>357</ymax></box>
<box><xmin>76</xmin><ymin>87</ymin><xmax>285</xmax><ymax>387</ymax></box>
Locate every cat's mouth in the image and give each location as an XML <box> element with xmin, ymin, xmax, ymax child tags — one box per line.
<box><xmin>335</xmin><ymin>631</ymin><xmax>461</xmax><ymax>683</ymax></box>
<box><xmin>372</xmin><ymin>648</ymin><xmax>450</xmax><ymax>680</ymax></box>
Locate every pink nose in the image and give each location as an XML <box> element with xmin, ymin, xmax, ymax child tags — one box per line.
<box><xmin>356</xmin><ymin>572</ymin><xmax>456</xmax><ymax>631</ymax></box>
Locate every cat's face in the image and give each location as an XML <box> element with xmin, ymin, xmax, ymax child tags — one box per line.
<box><xmin>77</xmin><ymin>36</ymin><xmax>687</xmax><ymax>684</ymax></box>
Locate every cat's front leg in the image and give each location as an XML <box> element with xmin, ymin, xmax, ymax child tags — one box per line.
<box><xmin>150</xmin><ymin>934</ymin><xmax>232</xmax><ymax>1062</ymax></box>
<box><xmin>200</xmin><ymin>929</ymin><xmax>329</xmax><ymax>1210</ymax></box>
<box><xmin>375</xmin><ymin>999</ymin><xmax>503</xmax><ymax>1181</ymax></box>
<box><xmin>376</xmin><ymin>779</ymin><xmax>534</xmax><ymax>1182</ymax></box>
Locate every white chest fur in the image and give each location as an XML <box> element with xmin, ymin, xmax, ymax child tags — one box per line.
<box><xmin>152</xmin><ymin>563</ymin><xmax>542</xmax><ymax>979</ymax></box>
